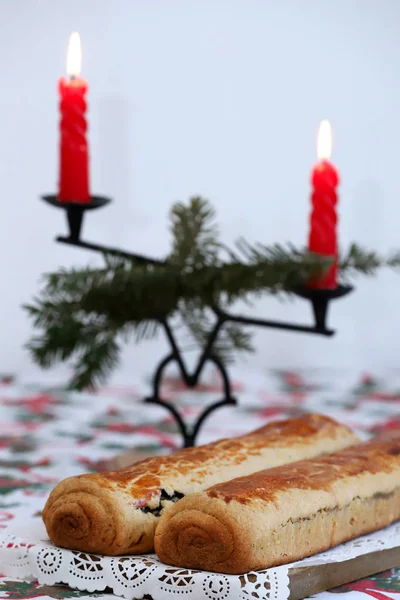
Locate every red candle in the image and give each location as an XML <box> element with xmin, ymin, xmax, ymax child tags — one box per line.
<box><xmin>308</xmin><ymin>120</ymin><xmax>339</xmax><ymax>288</ymax></box>
<box><xmin>58</xmin><ymin>33</ymin><xmax>90</xmax><ymax>202</ymax></box>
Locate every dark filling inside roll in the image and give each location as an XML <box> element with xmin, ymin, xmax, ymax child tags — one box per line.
<box><xmin>140</xmin><ymin>489</ymin><xmax>184</xmax><ymax>517</ymax></box>
<box><xmin>284</xmin><ymin>489</ymin><xmax>397</xmax><ymax>526</ymax></box>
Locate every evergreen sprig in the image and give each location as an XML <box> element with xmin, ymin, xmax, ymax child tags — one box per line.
<box><xmin>25</xmin><ymin>196</ymin><xmax>390</xmax><ymax>389</ymax></box>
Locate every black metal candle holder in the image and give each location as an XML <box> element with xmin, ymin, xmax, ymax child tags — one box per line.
<box><xmin>41</xmin><ymin>193</ymin><xmax>353</xmax><ymax>447</ymax></box>
<box><xmin>293</xmin><ymin>285</ymin><xmax>353</xmax><ymax>331</ymax></box>
<box><xmin>42</xmin><ymin>195</ymin><xmax>111</xmax><ymax>243</ymax></box>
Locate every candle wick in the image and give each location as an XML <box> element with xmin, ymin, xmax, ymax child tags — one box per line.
<box><xmin>69</xmin><ymin>74</ymin><xmax>76</xmax><ymax>81</ymax></box>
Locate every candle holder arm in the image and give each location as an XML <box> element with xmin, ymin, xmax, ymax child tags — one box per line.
<box><xmin>41</xmin><ymin>195</ymin><xmax>166</xmax><ymax>265</ymax></box>
<box><xmin>56</xmin><ymin>236</ymin><xmax>165</xmax><ymax>265</ymax></box>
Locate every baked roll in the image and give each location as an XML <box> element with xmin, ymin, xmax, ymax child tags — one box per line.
<box><xmin>155</xmin><ymin>432</ymin><xmax>400</xmax><ymax>574</ymax></box>
<box><xmin>43</xmin><ymin>413</ymin><xmax>358</xmax><ymax>555</ymax></box>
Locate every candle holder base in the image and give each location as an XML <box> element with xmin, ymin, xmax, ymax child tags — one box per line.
<box><xmin>293</xmin><ymin>285</ymin><xmax>353</xmax><ymax>331</ymax></box>
<box><xmin>41</xmin><ymin>195</ymin><xmax>111</xmax><ymax>242</ymax></box>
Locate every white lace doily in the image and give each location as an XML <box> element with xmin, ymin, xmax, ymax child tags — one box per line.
<box><xmin>1</xmin><ymin>516</ymin><xmax>399</xmax><ymax>600</ymax></box>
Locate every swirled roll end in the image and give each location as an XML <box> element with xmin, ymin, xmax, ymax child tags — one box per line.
<box><xmin>155</xmin><ymin>496</ymin><xmax>237</xmax><ymax>572</ymax></box>
<box><xmin>43</xmin><ymin>476</ymin><xmax>151</xmax><ymax>555</ymax></box>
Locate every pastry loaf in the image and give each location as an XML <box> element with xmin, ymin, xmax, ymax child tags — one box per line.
<box><xmin>155</xmin><ymin>432</ymin><xmax>400</xmax><ymax>574</ymax></box>
<box><xmin>43</xmin><ymin>413</ymin><xmax>358</xmax><ymax>555</ymax></box>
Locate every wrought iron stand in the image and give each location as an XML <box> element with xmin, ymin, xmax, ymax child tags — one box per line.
<box><xmin>42</xmin><ymin>195</ymin><xmax>352</xmax><ymax>447</ymax></box>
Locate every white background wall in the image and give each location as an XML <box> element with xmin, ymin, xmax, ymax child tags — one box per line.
<box><xmin>1</xmin><ymin>0</ymin><xmax>400</xmax><ymax>382</ymax></box>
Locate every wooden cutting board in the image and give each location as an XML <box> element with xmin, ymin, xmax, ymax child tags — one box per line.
<box><xmin>105</xmin><ymin>452</ymin><xmax>400</xmax><ymax>600</ymax></box>
<box><xmin>288</xmin><ymin>546</ymin><xmax>400</xmax><ymax>599</ymax></box>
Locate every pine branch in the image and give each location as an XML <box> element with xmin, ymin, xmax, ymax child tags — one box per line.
<box><xmin>70</xmin><ymin>334</ymin><xmax>120</xmax><ymax>391</ymax></box>
<box><xmin>178</xmin><ymin>302</ymin><xmax>253</xmax><ymax>364</ymax></box>
<box><xmin>223</xmin><ymin>323</ymin><xmax>254</xmax><ymax>356</ymax></box>
<box><xmin>386</xmin><ymin>251</ymin><xmax>400</xmax><ymax>268</ymax></box>
<box><xmin>25</xmin><ymin>245</ymin><xmax>325</xmax><ymax>389</ymax></box>
<box><xmin>169</xmin><ymin>196</ymin><xmax>220</xmax><ymax>269</ymax></box>
<box><xmin>25</xmin><ymin>197</ymin><xmax>393</xmax><ymax>390</ymax></box>
<box><xmin>339</xmin><ymin>244</ymin><xmax>381</xmax><ymax>278</ymax></box>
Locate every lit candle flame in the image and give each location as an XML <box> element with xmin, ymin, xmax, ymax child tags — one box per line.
<box><xmin>67</xmin><ymin>32</ymin><xmax>82</xmax><ymax>78</ymax></box>
<box><xmin>317</xmin><ymin>119</ymin><xmax>332</xmax><ymax>161</ymax></box>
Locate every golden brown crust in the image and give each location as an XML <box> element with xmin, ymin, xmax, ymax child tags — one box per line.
<box><xmin>43</xmin><ymin>413</ymin><xmax>358</xmax><ymax>555</ymax></box>
<box><xmin>154</xmin><ymin>433</ymin><xmax>400</xmax><ymax>573</ymax></box>
<box><xmin>92</xmin><ymin>413</ymin><xmax>354</xmax><ymax>494</ymax></box>
<box><xmin>206</xmin><ymin>432</ymin><xmax>400</xmax><ymax>504</ymax></box>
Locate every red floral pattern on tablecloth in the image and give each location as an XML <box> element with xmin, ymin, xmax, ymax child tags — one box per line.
<box><xmin>0</xmin><ymin>368</ymin><xmax>399</xmax><ymax>599</ymax></box>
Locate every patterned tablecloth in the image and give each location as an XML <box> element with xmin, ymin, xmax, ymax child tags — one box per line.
<box><xmin>0</xmin><ymin>367</ymin><xmax>400</xmax><ymax>600</ymax></box>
